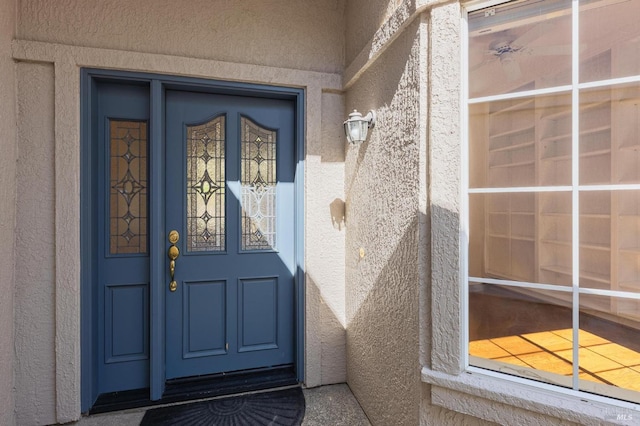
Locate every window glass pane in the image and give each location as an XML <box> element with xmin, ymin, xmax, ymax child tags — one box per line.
<box><xmin>579</xmin><ymin>191</ymin><xmax>611</xmax><ymax>290</ymax></box>
<box><xmin>612</xmin><ymin>83</ymin><xmax>640</xmax><ymax>184</ymax></box>
<box><xmin>470</xmin><ymin>93</ymin><xmax>572</xmax><ymax>189</ymax></box>
<box><xmin>469</xmin><ymin>193</ymin><xmax>537</xmax><ymax>283</ymax></box>
<box><xmin>538</xmin><ymin>93</ymin><xmax>573</xmax><ymax>186</ymax></box>
<box><xmin>539</xmin><ymin>192</ymin><xmax>574</xmax><ymax>287</ymax></box>
<box><xmin>109</xmin><ymin>120</ymin><xmax>148</xmax><ymax>255</ymax></box>
<box><xmin>616</xmin><ymin>190</ymin><xmax>640</xmax><ymax>295</ymax></box>
<box><xmin>578</xmin><ymin>84</ymin><xmax>640</xmax><ymax>186</ymax></box>
<box><xmin>469</xmin><ymin>283</ymin><xmax>573</xmax><ymax>388</ymax></box>
<box><xmin>579</xmin><ymin>294</ymin><xmax>640</xmax><ymax>403</ymax></box>
<box><xmin>186</xmin><ymin>115</ymin><xmax>225</xmax><ymax>252</ymax></box>
<box><xmin>240</xmin><ymin>117</ymin><xmax>277</xmax><ymax>251</ymax></box>
<box><xmin>579</xmin><ymin>89</ymin><xmax>612</xmax><ymax>185</ymax></box>
<box><xmin>470</xmin><ymin>191</ymin><xmax>573</xmax><ymax>287</ymax></box>
<box><xmin>580</xmin><ymin>0</ymin><xmax>640</xmax><ymax>83</ymax></box>
<box><xmin>468</xmin><ymin>0</ymin><xmax>571</xmax><ymax>98</ymax></box>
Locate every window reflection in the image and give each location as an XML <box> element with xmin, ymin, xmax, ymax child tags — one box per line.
<box><xmin>468</xmin><ymin>0</ymin><xmax>571</xmax><ymax>98</ymax></box>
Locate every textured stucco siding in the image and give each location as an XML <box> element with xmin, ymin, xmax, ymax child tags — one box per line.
<box><xmin>427</xmin><ymin>1</ymin><xmax>463</xmax><ymax>376</ymax></box>
<box><xmin>344</xmin><ymin>17</ymin><xmax>422</xmax><ymax>426</ymax></box>
<box><xmin>344</xmin><ymin>0</ymin><xmax>405</xmax><ymax>65</ymax></box>
<box><xmin>15</xmin><ymin>62</ymin><xmax>57</xmax><ymax>426</ymax></box>
<box><xmin>0</xmin><ymin>0</ymin><xmax>16</xmax><ymax>424</ymax></box>
<box><xmin>18</xmin><ymin>0</ymin><xmax>345</xmax><ymax>75</ymax></box>
<box><xmin>306</xmin><ymin>90</ymin><xmax>348</xmax><ymax>387</ymax></box>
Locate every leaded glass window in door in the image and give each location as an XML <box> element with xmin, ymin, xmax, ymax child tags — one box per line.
<box><xmin>186</xmin><ymin>115</ymin><xmax>226</xmax><ymax>252</ymax></box>
<box><xmin>109</xmin><ymin>120</ymin><xmax>148</xmax><ymax>255</ymax></box>
<box><xmin>240</xmin><ymin>116</ymin><xmax>277</xmax><ymax>251</ymax></box>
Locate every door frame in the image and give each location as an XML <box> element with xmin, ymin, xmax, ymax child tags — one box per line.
<box><xmin>80</xmin><ymin>68</ymin><xmax>306</xmax><ymax>411</ymax></box>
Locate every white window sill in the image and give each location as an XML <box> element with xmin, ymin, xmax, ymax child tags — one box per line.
<box><xmin>421</xmin><ymin>366</ymin><xmax>640</xmax><ymax>425</ymax></box>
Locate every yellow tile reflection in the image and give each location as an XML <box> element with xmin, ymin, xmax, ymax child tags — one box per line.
<box><xmin>516</xmin><ymin>351</ymin><xmax>573</xmax><ymax>375</ymax></box>
<box><xmin>589</xmin><ymin>343</ymin><xmax>640</xmax><ymax>367</ymax></box>
<box><xmin>469</xmin><ymin>340</ymin><xmax>510</xmax><ymax>358</ymax></box>
<box><xmin>470</xmin><ymin>327</ymin><xmax>640</xmax><ymax>394</ymax></box>
<box><xmin>552</xmin><ymin>329</ymin><xmax>609</xmax><ymax>346</ymax></box>
<box><xmin>579</xmin><ymin>371</ymin><xmax>607</xmax><ymax>384</ymax></box>
<box><xmin>494</xmin><ymin>356</ymin><xmax>532</xmax><ymax>368</ymax></box>
<box><xmin>490</xmin><ymin>336</ymin><xmax>541</xmax><ymax>355</ymax></box>
<box><xmin>522</xmin><ymin>331</ymin><xmax>573</xmax><ymax>351</ymax></box>
<box><xmin>598</xmin><ymin>368</ymin><xmax>640</xmax><ymax>391</ymax></box>
<box><xmin>556</xmin><ymin>348</ymin><xmax>624</xmax><ymax>373</ymax></box>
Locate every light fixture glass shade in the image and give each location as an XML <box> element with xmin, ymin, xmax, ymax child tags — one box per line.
<box><xmin>343</xmin><ymin>109</ymin><xmax>375</xmax><ymax>144</ymax></box>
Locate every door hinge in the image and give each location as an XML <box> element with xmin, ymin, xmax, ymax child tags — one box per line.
<box><xmin>226</xmin><ymin>342</ymin><xmax>229</xmax><ymax>351</ymax></box>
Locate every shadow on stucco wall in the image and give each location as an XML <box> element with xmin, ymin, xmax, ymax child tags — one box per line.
<box><xmin>306</xmin><ymin>272</ymin><xmax>347</xmax><ymax>386</ymax></box>
<box><xmin>330</xmin><ymin>198</ymin><xmax>346</xmax><ymax>230</ymax></box>
<box><xmin>346</xmin><ymin>213</ymin><xmax>420</xmax><ymax>426</ymax></box>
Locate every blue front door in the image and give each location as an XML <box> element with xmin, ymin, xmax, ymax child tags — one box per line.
<box><xmin>91</xmin><ymin>79</ymin><xmax>297</xmax><ymax>401</ymax></box>
<box><xmin>164</xmin><ymin>90</ymin><xmax>295</xmax><ymax>379</ymax></box>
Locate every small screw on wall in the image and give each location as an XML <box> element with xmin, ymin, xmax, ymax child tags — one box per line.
<box><xmin>359</xmin><ymin>248</ymin><xmax>365</xmax><ymax>259</ymax></box>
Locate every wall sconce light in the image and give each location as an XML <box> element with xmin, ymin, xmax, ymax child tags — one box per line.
<box><xmin>343</xmin><ymin>109</ymin><xmax>376</xmax><ymax>144</ymax></box>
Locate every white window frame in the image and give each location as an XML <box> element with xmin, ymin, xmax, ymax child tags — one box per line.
<box><xmin>421</xmin><ymin>1</ymin><xmax>640</xmax><ymax>424</ymax></box>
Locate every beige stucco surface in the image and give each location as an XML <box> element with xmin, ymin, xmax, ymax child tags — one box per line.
<box><xmin>344</xmin><ymin>0</ymin><xmax>402</xmax><ymax>65</ymax></box>
<box><xmin>18</xmin><ymin>0</ymin><xmax>345</xmax><ymax>75</ymax></box>
<box><xmin>0</xmin><ymin>0</ymin><xmax>16</xmax><ymax>425</ymax></box>
<box><xmin>14</xmin><ymin>62</ymin><xmax>57</xmax><ymax>425</ymax></box>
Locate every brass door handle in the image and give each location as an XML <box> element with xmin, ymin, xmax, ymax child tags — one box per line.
<box><xmin>168</xmin><ymin>231</ymin><xmax>180</xmax><ymax>292</ymax></box>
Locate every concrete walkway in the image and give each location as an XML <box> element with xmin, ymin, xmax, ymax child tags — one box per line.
<box><xmin>73</xmin><ymin>383</ymin><xmax>371</xmax><ymax>425</ymax></box>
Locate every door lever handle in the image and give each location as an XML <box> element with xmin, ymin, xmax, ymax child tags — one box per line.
<box><xmin>168</xmin><ymin>231</ymin><xmax>180</xmax><ymax>292</ymax></box>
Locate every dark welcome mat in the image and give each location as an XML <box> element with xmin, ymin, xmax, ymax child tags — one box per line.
<box><xmin>140</xmin><ymin>387</ymin><xmax>305</xmax><ymax>425</ymax></box>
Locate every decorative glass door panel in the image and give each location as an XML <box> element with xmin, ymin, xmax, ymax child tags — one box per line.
<box><xmin>109</xmin><ymin>120</ymin><xmax>148</xmax><ymax>255</ymax></box>
<box><xmin>186</xmin><ymin>115</ymin><xmax>226</xmax><ymax>252</ymax></box>
<box><xmin>241</xmin><ymin>116</ymin><xmax>277</xmax><ymax>251</ymax></box>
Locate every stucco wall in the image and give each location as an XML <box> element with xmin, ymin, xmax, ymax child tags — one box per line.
<box><xmin>344</xmin><ymin>17</ymin><xmax>422</xmax><ymax>426</ymax></box>
<box><xmin>18</xmin><ymin>0</ymin><xmax>345</xmax><ymax>75</ymax></box>
<box><xmin>0</xmin><ymin>0</ymin><xmax>16</xmax><ymax>425</ymax></box>
<box><xmin>15</xmin><ymin>62</ymin><xmax>57</xmax><ymax>426</ymax></box>
<box><xmin>344</xmin><ymin>0</ymin><xmax>404</xmax><ymax>65</ymax></box>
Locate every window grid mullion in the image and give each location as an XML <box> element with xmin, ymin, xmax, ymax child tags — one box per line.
<box><xmin>571</xmin><ymin>0</ymin><xmax>580</xmax><ymax>393</ymax></box>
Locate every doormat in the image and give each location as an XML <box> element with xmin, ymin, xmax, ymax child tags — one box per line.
<box><xmin>140</xmin><ymin>387</ymin><xmax>305</xmax><ymax>425</ymax></box>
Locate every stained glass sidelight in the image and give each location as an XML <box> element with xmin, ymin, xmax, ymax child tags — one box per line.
<box><xmin>109</xmin><ymin>120</ymin><xmax>148</xmax><ymax>254</ymax></box>
<box><xmin>186</xmin><ymin>116</ymin><xmax>226</xmax><ymax>252</ymax></box>
<box><xmin>240</xmin><ymin>117</ymin><xmax>277</xmax><ymax>251</ymax></box>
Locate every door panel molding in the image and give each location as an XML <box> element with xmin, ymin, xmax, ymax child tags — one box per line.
<box><xmin>81</xmin><ymin>69</ymin><xmax>305</xmax><ymax>412</ymax></box>
<box><xmin>181</xmin><ymin>280</ymin><xmax>227</xmax><ymax>358</ymax></box>
<box><xmin>237</xmin><ymin>276</ymin><xmax>279</xmax><ymax>353</ymax></box>
<box><xmin>104</xmin><ymin>282</ymin><xmax>149</xmax><ymax>364</ymax></box>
